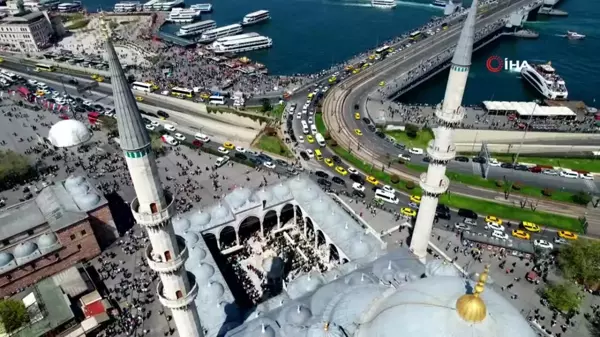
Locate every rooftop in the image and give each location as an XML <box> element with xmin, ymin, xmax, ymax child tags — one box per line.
<box><xmin>0</xmin><ymin>11</ymin><xmax>46</xmax><ymax>24</ymax></box>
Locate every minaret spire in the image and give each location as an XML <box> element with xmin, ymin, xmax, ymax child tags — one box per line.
<box><xmin>100</xmin><ymin>15</ymin><xmax>204</xmax><ymax>337</ymax></box>
<box><xmin>409</xmin><ymin>0</ymin><xmax>478</xmax><ymax>262</ymax></box>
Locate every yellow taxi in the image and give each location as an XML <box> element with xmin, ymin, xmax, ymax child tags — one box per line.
<box><xmin>324</xmin><ymin>158</ymin><xmax>334</xmax><ymax>167</ymax></box>
<box><xmin>335</xmin><ymin>166</ymin><xmax>348</xmax><ymax>175</ymax></box>
<box><xmin>352</xmin><ymin>69</ymin><xmax>360</xmax><ymax>74</ymax></box>
<box><xmin>354</xmin><ymin>112</ymin><xmax>361</xmax><ymax>120</ymax></box>
<box><xmin>91</xmin><ymin>74</ymin><xmax>98</xmax><ymax>79</ymax></box>
<box><xmin>135</xmin><ymin>96</ymin><xmax>144</xmax><ymax>102</ymax></box>
<box><xmin>379</xmin><ymin>81</ymin><xmax>386</xmax><ymax>87</ymax></box>
<box><xmin>366</xmin><ymin>176</ymin><xmax>378</xmax><ymax>185</ymax></box>
<box><xmin>557</xmin><ymin>230</ymin><xmax>578</xmax><ymax>240</ymax></box>
<box><xmin>521</xmin><ymin>221</ymin><xmax>541</xmax><ymax>232</ymax></box>
<box><xmin>354</xmin><ymin>129</ymin><xmax>363</xmax><ymax>136</ymax></box>
<box><xmin>401</xmin><ymin>207</ymin><xmax>417</xmax><ymax>217</ymax></box>
<box><xmin>307</xmin><ymin>135</ymin><xmax>314</xmax><ymax>143</ymax></box>
<box><xmin>410</xmin><ymin>195</ymin><xmax>421</xmax><ymax>204</ymax></box>
<box><xmin>96</xmin><ymin>76</ymin><xmax>104</xmax><ymax>82</ymax></box>
<box><xmin>200</xmin><ymin>92</ymin><xmax>210</xmax><ymax>100</ymax></box>
<box><xmin>0</xmin><ymin>57</ymin><xmax>4</xmax><ymax>63</ymax></box>
<box><xmin>511</xmin><ymin>230</ymin><xmax>530</xmax><ymax>240</ymax></box>
<box><xmin>485</xmin><ymin>215</ymin><xmax>502</xmax><ymax>225</ymax></box>
<box><xmin>223</xmin><ymin>141</ymin><xmax>235</xmax><ymax>150</ymax></box>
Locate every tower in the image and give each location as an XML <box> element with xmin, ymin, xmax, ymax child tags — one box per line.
<box><xmin>410</xmin><ymin>0</ymin><xmax>478</xmax><ymax>262</ymax></box>
<box><xmin>101</xmin><ymin>19</ymin><xmax>204</xmax><ymax>337</ymax></box>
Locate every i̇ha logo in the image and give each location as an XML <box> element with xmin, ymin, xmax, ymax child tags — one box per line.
<box><xmin>486</xmin><ymin>55</ymin><xmax>529</xmax><ymax>73</ymax></box>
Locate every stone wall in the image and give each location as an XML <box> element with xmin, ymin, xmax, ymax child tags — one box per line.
<box><xmin>88</xmin><ymin>205</ymin><xmax>119</xmax><ymax>249</ymax></box>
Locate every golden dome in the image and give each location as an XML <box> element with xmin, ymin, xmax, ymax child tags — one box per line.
<box><xmin>456</xmin><ymin>267</ymin><xmax>490</xmax><ymax>323</ymax></box>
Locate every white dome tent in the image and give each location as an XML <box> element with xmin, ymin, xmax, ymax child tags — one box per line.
<box><xmin>48</xmin><ymin>120</ymin><xmax>92</xmax><ymax>148</ymax></box>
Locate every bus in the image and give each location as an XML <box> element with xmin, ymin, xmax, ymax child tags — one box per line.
<box><xmin>132</xmin><ymin>82</ymin><xmax>154</xmax><ymax>93</ymax></box>
<box><xmin>314</xmin><ymin>149</ymin><xmax>323</xmax><ymax>161</ymax></box>
<box><xmin>170</xmin><ymin>87</ymin><xmax>193</xmax><ymax>98</ymax></box>
<box><xmin>374</xmin><ymin>189</ymin><xmax>400</xmax><ymax>204</ymax></box>
<box><xmin>301</xmin><ymin>121</ymin><xmax>309</xmax><ymax>134</ymax></box>
<box><xmin>375</xmin><ymin>44</ymin><xmax>391</xmax><ymax>54</ymax></box>
<box><xmin>315</xmin><ymin>133</ymin><xmax>325</xmax><ymax>147</ymax></box>
<box><xmin>35</xmin><ymin>64</ymin><xmax>56</xmax><ymax>72</ymax></box>
<box><xmin>209</xmin><ymin>95</ymin><xmax>225</xmax><ymax>105</ymax></box>
<box><xmin>409</xmin><ymin>31</ymin><xmax>421</xmax><ymax>40</ymax></box>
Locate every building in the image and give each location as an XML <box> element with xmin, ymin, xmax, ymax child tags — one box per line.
<box><xmin>5</xmin><ymin>1</ymin><xmax>43</xmax><ymax>14</ymax></box>
<box><xmin>410</xmin><ymin>0</ymin><xmax>478</xmax><ymax>261</ymax></box>
<box><xmin>0</xmin><ymin>11</ymin><xmax>53</xmax><ymax>52</ymax></box>
<box><xmin>0</xmin><ymin>175</ymin><xmax>117</xmax><ymax>297</ymax></box>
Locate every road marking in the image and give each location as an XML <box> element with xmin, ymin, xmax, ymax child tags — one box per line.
<box><xmin>584</xmin><ymin>179</ymin><xmax>598</xmax><ymax>193</ymax></box>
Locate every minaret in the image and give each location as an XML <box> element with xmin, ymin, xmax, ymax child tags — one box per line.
<box><xmin>100</xmin><ymin>17</ymin><xmax>204</xmax><ymax>337</ymax></box>
<box><xmin>410</xmin><ymin>0</ymin><xmax>478</xmax><ymax>262</ymax></box>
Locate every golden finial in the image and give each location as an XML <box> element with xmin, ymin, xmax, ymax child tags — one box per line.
<box><xmin>323</xmin><ymin>322</ymin><xmax>329</xmax><ymax>331</ymax></box>
<box><xmin>456</xmin><ymin>266</ymin><xmax>489</xmax><ymax>323</ymax></box>
<box><xmin>99</xmin><ymin>11</ymin><xmax>111</xmax><ymax>40</ymax></box>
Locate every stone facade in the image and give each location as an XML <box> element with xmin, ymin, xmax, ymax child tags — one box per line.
<box><xmin>88</xmin><ymin>205</ymin><xmax>119</xmax><ymax>248</ymax></box>
<box><xmin>0</xmin><ymin>11</ymin><xmax>53</xmax><ymax>52</ymax></box>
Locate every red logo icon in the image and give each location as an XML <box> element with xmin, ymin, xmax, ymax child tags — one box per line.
<box><xmin>486</xmin><ymin>55</ymin><xmax>503</xmax><ymax>73</ymax></box>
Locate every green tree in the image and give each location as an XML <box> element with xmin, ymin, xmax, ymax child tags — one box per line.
<box><xmin>0</xmin><ymin>150</ymin><xmax>35</xmax><ymax>190</ymax></box>
<box><xmin>0</xmin><ymin>299</ymin><xmax>28</xmax><ymax>333</ymax></box>
<box><xmin>261</xmin><ymin>98</ymin><xmax>272</xmax><ymax>113</ymax></box>
<box><xmin>405</xmin><ymin>123</ymin><xmax>419</xmax><ymax>139</ymax></box>
<box><xmin>573</xmin><ymin>191</ymin><xmax>593</xmax><ymax>205</ymax></box>
<box><xmin>98</xmin><ymin>115</ymin><xmax>118</xmax><ymax>137</ymax></box>
<box><xmin>149</xmin><ymin>133</ymin><xmax>165</xmax><ymax>155</ymax></box>
<box><xmin>542</xmin><ymin>282</ymin><xmax>582</xmax><ymax>313</ymax></box>
<box><xmin>558</xmin><ymin>239</ymin><xmax>600</xmax><ymax>288</ymax></box>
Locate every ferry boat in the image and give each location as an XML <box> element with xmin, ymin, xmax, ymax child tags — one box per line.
<box><xmin>143</xmin><ymin>0</ymin><xmax>184</xmax><ymax>11</ymax></box>
<box><xmin>167</xmin><ymin>8</ymin><xmax>201</xmax><ymax>23</ymax></box>
<box><xmin>211</xmin><ymin>34</ymin><xmax>272</xmax><ymax>54</ymax></box>
<box><xmin>114</xmin><ymin>1</ymin><xmax>141</xmax><ymax>12</ymax></box>
<box><xmin>176</xmin><ymin>20</ymin><xmax>216</xmax><ymax>37</ymax></box>
<box><xmin>198</xmin><ymin>24</ymin><xmax>243</xmax><ymax>43</ymax></box>
<box><xmin>190</xmin><ymin>3</ymin><xmax>212</xmax><ymax>12</ymax></box>
<box><xmin>520</xmin><ymin>62</ymin><xmax>568</xmax><ymax>100</ymax></box>
<box><xmin>242</xmin><ymin>10</ymin><xmax>270</xmax><ymax>26</ymax></box>
<box><xmin>57</xmin><ymin>1</ymin><xmax>81</xmax><ymax>12</ymax></box>
<box><xmin>371</xmin><ymin>0</ymin><xmax>396</xmax><ymax>9</ymax></box>
<box><xmin>431</xmin><ymin>0</ymin><xmax>447</xmax><ymax>7</ymax></box>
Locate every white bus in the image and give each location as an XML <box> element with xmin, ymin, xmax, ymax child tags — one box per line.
<box><xmin>301</xmin><ymin>121</ymin><xmax>309</xmax><ymax>134</ymax></box>
<box><xmin>0</xmin><ymin>70</ymin><xmax>17</xmax><ymax>82</ymax></box>
<box><xmin>374</xmin><ymin>189</ymin><xmax>400</xmax><ymax>204</ymax></box>
<box><xmin>132</xmin><ymin>82</ymin><xmax>154</xmax><ymax>93</ymax></box>
<box><xmin>209</xmin><ymin>95</ymin><xmax>225</xmax><ymax>105</ymax></box>
<box><xmin>310</xmin><ymin>124</ymin><xmax>317</xmax><ymax>135</ymax></box>
<box><xmin>315</xmin><ymin>133</ymin><xmax>325</xmax><ymax>147</ymax></box>
<box><xmin>375</xmin><ymin>44</ymin><xmax>391</xmax><ymax>54</ymax></box>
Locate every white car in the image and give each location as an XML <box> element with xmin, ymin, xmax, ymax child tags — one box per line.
<box><xmin>398</xmin><ymin>154</ymin><xmax>411</xmax><ymax>162</ymax></box>
<box><xmin>484</xmin><ymin>222</ymin><xmax>504</xmax><ymax>232</ymax></box>
<box><xmin>150</xmin><ymin>120</ymin><xmax>160</xmax><ymax>127</ymax></box>
<box><xmin>408</xmin><ymin>148</ymin><xmax>424</xmax><ymax>155</ymax></box>
<box><xmin>308</xmin><ymin>117</ymin><xmax>313</xmax><ymax>124</ymax></box>
<box><xmin>145</xmin><ymin>124</ymin><xmax>155</xmax><ymax>131</ymax></box>
<box><xmin>553</xmin><ymin>237</ymin><xmax>568</xmax><ymax>245</ymax></box>
<box><xmin>174</xmin><ymin>133</ymin><xmax>186</xmax><ymax>141</ymax></box>
<box><xmin>306</xmin><ymin>149</ymin><xmax>314</xmax><ymax>158</ymax></box>
<box><xmin>542</xmin><ymin>169</ymin><xmax>558</xmax><ymax>176</ymax></box>
<box><xmin>491</xmin><ymin>230</ymin><xmax>509</xmax><ymax>240</ymax></box>
<box><xmin>217</xmin><ymin>146</ymin><xmax>229</xmax><ymax>154</ymax></box>
<box><xmin>296</xmin><ymin>113</ymin><xmax>302</xmax><ymax>119</ymax></box>
<box><xmin>27</xmin><ymin>79</ymin><xmax>38</xmax><ymax>86</ymax></box>
<box><xmin>352</xmin><ymin>182</ymin><xmax>365</xmax><ymax>192</ymax></box>
<box><xmin>533</xmin><ymin>240</ymin><xmax>554</xmax><ymax>250</ymax></box>
<box><xmin>347</xmin><ymin>167</ymin><xmax>358</xmax><ymax>175</ymax></box>
<box><xmin>382</xmin><ymin>185</ymin><xmax>395</xmax><ymax>194</ymax></box>
<box><xmin>455</xmin><ymin>223</ymin><xmax>471</xmax><ymax>231</ymax></box>
<box><xmin>488</xmin><ymin>158</ymin><xmax>501</xmax><ymax>167</ymax></box>
<box><xmin>163</xmin><ymin>124</ymin><xmax>176</xmax><ymax>132</ymax></box>
<box><xmin>298</xmin><ymin>135</ymin><xmax>304</xmax><ymax>143</ymax></box>
<box><xmin>263</xmin><ymin>161</ymin><xmax>276</xmax><ymax>169</ymax></box>
<box><xmin>194</xmin><ymin>133</ymin><xmax>210</xmax><ymax>142</ymax></box>
<box><xmin>559</xmin><ymin>170</ymin><xmax>579</xmax><ymax>179</ymax></box>
<box><xmin>236</xmin><ymin>146</ymin><xmax>246</xmax><ymax>153</ymax></box>
<box><xmin>162</xmin><ymin>135</ymin><xmax>178</xmax><ymax>146</ymax></box>
<box><xmin>580</xmin><ymin>173</ymin><xmax>594</xmax><ymax>180</ymax></box>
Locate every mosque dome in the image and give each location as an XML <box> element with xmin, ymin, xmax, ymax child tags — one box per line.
<box><xmin>14</xmin><ymin>241</ymin><xmax>38</xmax><ymax>258</ymax></box>
<box><xmin>0</xmin><ymin>252</ymin><xmax>14</xmax><ymax>267</ymax></box>
<box><xmin>287</xmin><ymin>272</ymin><xmax>324</xmax><ymax>299</ymax></box>
<box><xmin>65</xmin><ymin>176</ymin><xmax>85</xmax><ymax>190</ymax></box>
<box><xmin>288</xmin><ymin>175</ymin><xmax>306</xmax><ymax>191</ymax></box>
<box><xmin>426</xmin><ymin>258</ymin><xmax>461</xmax><ymax>278</ymax></box>
<box><xmin>282</xmin><ymin>305</ymin><xmax>312</xmax><ymax>326</ymax></box>
<box><xmin>189</xmin><ymin>211</ymin><xmax>211</xmax><ymax>228</ymax></box>
<box><xmin>254</xmin><ymin>188</ymin><xmax>272</xmax><ymax>203</ymax></box>
<box><xmin>306</xmin><ymin>322</ymin><xmax>346</xmax><ymax>337</ymax></box>
<box><xmin>329</xmin><ymin>284</ymin><xmax>388</xmax><ymax>328</ymax></box>
<box><xmin>325</xmin><ymin>211</ymin><xmax>338</xmax><ymax>226</ymax></box>
<box><xmin>37</xmin><ymin>233</ymin><xmax>58</xmax><ymax>248</ymax></box>
<box><xmin>253</xmin><ymin>324</ymin><xmax>276</xmax><ymax>337</ymax></box>
<box><xmin>348</xmin><ymin>237</ymin><xmax>371</xmax><ymax>258</ymax></box>
<box><xmin>300</xmin><ymin>187</ymin><xmax>318</xmax><ymax>202</ymax></box>
<box><xmin>211</xmin><ymin>204</ymin><xmax>231</xmax><ymax>224</ymax></box>
<box><xmin>273</xmin><ymin>183</ymin><xmax>291</xmax><ymax>199</ymax></box>
<box><xmin>172</xmin><ymin>217</ymin><xmax>191</xmax><ymax>233</ymax></box>
<box><xmin>68</xmin><ymin>183</ymin><xmax>89</xmax><ymax>196</ymax></box>
<box><xmin>188</xmin><ymin>247</ymin><xmax>207</xmax><ymax>262</ymax></box>
<box><xmin>228</xmin><ymin>188</ymin><xmax>252</xmax><ymax>209</ymax></box>
<box><xmin>199</xmin><ymin>281</ymin><xmax>224</xmax><ymax>303</ymax></box>
<box><xmin>347</xmin><ymin>273</ymin><xmax>375</xmax><ymax>286</ymax></box>
<box><xmin>75</xmin><ymin>193</ymin><xmax>101</xmax><ymax>209</ymax></box>
<box><xmin>183</xmin><ymin>232</ymin><xmax>199</xmax><ymax>246</ymax></box>
<box><xmin>310</xmin><ymin>199</ymin><xmax>329</xmax><ymax>214</ymax></box>
<box><xmin>195</xmin><ymin>263</ymin><xmax>215</xmax><ymax>283</ymax></box>
<box><xmin>48</xmin><ymin>120</ymin><xmax>92</xmax><ymax>148</ymax></box>
<box><xmin>336</xmin><ymin>222</ymin><xmax>353</xmax><ymax>240</ymax></box>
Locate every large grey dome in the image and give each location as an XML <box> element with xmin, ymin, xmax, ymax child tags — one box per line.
<box><xmin>65</xmin><ymin>175</ymin><xmax>85</xmax><ymax>189</ymax></box>
<box><xmin>14</xmin><ymin>241</ymin><xmax>38</xmax><ymax>258</ymax></box>
<box><xmin>189</xmin><ymin>211</ymin><xmax>211</xmax><ymax>227</ymax></box>
<box><xmin>48</xmin><ymin>119</ymin><xmax>92</xmax><ymax>148</ymax></box>
<box><xmin>0</xmin><ymin>252</ymin><xmax>14</xmax><ymax>267</ymax></box>
<box><xmin>252</xmin><ymin>324</ymin><xmax>275</xmax><ymax>337</ymax></box>
<box><xmin>211</xmin><ymin>204</ymin><xmax>231</xmax><ymax>224</ymax></box>
<box><xmin>195</xmin><ymin>263</ymin><xmax>215</xmax><ymax>283</ymax></box>
<box><xmin>75</xmin><ymin>193</ymin><xmax>101</xmax><ymax>209</ymax></box>
<box><xmin>172</xmin><ymin>217</ymin><xmax>191</xmax><ymax>233</ymax></box>
<box><xmin>337</xmin><ymin>222</ymin><xmax>353</xmax><ymax>240</ymax></box>
<box><xmin>426</xmin><ymin>258</ymin><xmax>461</xmax><ymax>278</ymax></box>
<box><xmin>347</xmin><ymin>273</ymin><xmax>375</xmax><ymax>286</ymax></box>
<box><xmin>349</xmin><ymin>237</ymin><xmax>371</xmax><ymax>258</ymax></box>
<box><xmin>68</xmin><ymin>183</ymin><xmax>89</xmax><ymax>196</ymax></box>
<box><xmin>300</xmin><ymin>187</ymin><xmax>317</xmax><ymax>202</ymax></box>
<box><xmin>183</xmin><ymin>232</ymin><xmax>199</xmax><ymax>246</ymax></box>
<box><xmin>273</xmin><ymin>183</ymin><xmax>291</xmax><ymax>199</ymax></box>
<box><xmin>283</xmin><ymin>305</ymin><xmax>312</xmax><ymax>326</ymax></box>
<box><xmin>188</xmin><ymin>247</ymin><xmax>207</xmax><ymax>262</ymax></box>
<box><xmin>37</xmin><ymin>233</ymin><xmax>58</xmax><ymax>248</ymax></box>
<box><xmin>288</xmin><ymin>175</ymin><xmax>305</xmax><ymax>191</ymax></box>
<box><xmin>254</xmin><ymin>188</ymin><xmax>272</xmax><ymax>203</ymax></box>
<box><xmin>288</xmin><ymin>272</ymin><xmax>323</xmax><ymax>299</ymax></box>
<box><xmin>307</xmin><ymin>322</ymin><xmax>345</xmax><ymax>337</ymax></box>
<box><xmin>227</xmin><ymin>188</ymin><xmax>252</xmax><ymax>209</ymax></box>
<box><xmin>199</xmin><ymin>282</ymin><xmax>224</xmax><ymax>303</ymax></box>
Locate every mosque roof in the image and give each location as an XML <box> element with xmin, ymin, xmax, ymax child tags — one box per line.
<box><xmin>48</xmin><ymin>120</ymin><xmax>92</xmax><ymax>148</ymax></box>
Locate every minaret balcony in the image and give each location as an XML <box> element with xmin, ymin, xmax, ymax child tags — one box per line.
<box><xmin>435</xmin><ymin>106</ymin><xmax>465</xmax><ymax>125</ymax></box>
<box><xmin>157</xmin><ymin>276</ymin><xmax>199</xmax><ymax>310</ymax></box>
<box><xmin>419</xmin><ymin>173</ymin><xmax>450</xmax><ymax>196</ymax></box>
<box><xmin>131</xmin><ymin>192</ymin><xmax>175</xmax><ymax>227</ymax></box>
<box><xmin>426</xmin><ymin>140</ymin><xmax>456</xmax><ymax>162</ymax></box>
<box><xmin>145</xmin><ymin>236</ymin><xmax>188</xmax><ymax>274</ymax></box>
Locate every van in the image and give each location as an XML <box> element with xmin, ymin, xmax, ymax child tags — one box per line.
<box><xmin>559</xmin><ymin>170</ymin><xmax>578</xmax><ymax>179</ymax></box>
<box><xmin>314</xmin><ymin>149</ymin><xmax>323</xmax><ymax>161</ymax></box>
<box><xmin>194</xmin><ymin>133</ymin><xmax>210</xmax><ymax>142</ymax></box>
<box><xmin>374</xmin><ymin>189</ymin><xmax>399</xmax><ymax>204</ymax></box>
<box><xmin>216</xmin><ymin>155</ymin><xmax>230</xmax><ymax>167</ymax></box>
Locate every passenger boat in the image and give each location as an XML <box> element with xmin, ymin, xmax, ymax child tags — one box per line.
<box><xmin>57</xmin><ymin>1</ymin><xmax>81</xmax><ymax>12</ymax></box>
<box><xmin>190</xmin><ymin>3</ymin><xmax>212</xmax><ymax>12</ymax></box>
<box><xmin>197</xmin><ymin>24</ymin><xmax>243</xmax><ymax>43</ymax></box>
<box><xmin>520</xmin><ymin>62</ymin><xmax>568</xmax><ymax>100</ymax></box>
<box><xmin>566</xmin><ymin>31</ymin><xmax>585</xmax><ymax>40</ymax></box>
<box><xmin>143</xmin><ymin>0</ymin><xmax>184</xmax><ymax>11</ymax></box>
<box><xmin>167</xmin><ymin>8</ymin><xmax>201</xmax><ymax>23</ymax></box>
<box><xmin>432</xmin><ymin>0</ymin><xmax>447</xmax><ymax>7</ymax></box>
<box><xmin>176</xmin><ymin>20</ymin><xmax>216</xmax><ymax>37</ymax></box>
<box><xmin>242</xmin><ymin>10</ymin><xmax>270</xmax><ymax>26</ymax></box>
<box><xmin>210</xmin><ymin>34</ymin><xmax>272</xmax><ymax>54</ymax></box>
<box><xmin>371</xmin><ymin>0</ymin><xmax>396</xmax><ymax>8</ymax></box>
<box><xmin>114</xmin><ymin>1</ymin><xmax>141</xmax><ymax>12</ymax></box>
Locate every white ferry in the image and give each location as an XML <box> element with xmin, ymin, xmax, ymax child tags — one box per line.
<box><xmin>520</xmin><ymin>62</ymin><xmax>568</xmax><ymax>100</ymax></box>
<box><xmin>431</xmin><ymin>0</ymin><xmax>447</xmax><ymax>7</ymax></box>
<box><xmin>114</xmin><ymin>1</ymin><xmax>141</xmax><ymax>12</ymax></box>
<box><xmin>242</xmin><ymin>10</ymin><xmax>270</xmax><ymax>26</ymax></box>
<box><xmin>198</xmin><ymin>24</ymin><xmax>243</xmax><ymax>43</ymax></box>
<box><xmin>190</xmin><ymin>3</ymin><xmax>212</xmax><ymax>12</ymax></box>
<box><xmin>143</xmin><ymin>0</ymin><xmax>184</xmax><ymax>11</ymax></box>
<box><xmin>371</xmin><ymin>0</ymin><xmax>396</xmax><ymax>8</ymax></box>
<box><xmin>167</xmin><ymin>8</ymin><xmax>201</xmax><ymax>23</ymax></box>
<box><xmin>211</xmin><ymin>34</ymin><xmax>272</xmax><ymax>54</ymax></box>
<box><xmin>57</xmin><ymin>1</ymin><xmax>81</xmax><ymax>12</ymax></box>
<box><xmin>176</xmin><ymin>20</ymin><xmax>216</xmax><ymax>37</ymax></box>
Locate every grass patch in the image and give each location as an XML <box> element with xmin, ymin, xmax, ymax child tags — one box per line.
<box><xmin>315</xmin><ymin>114</ymin><xmax>327</xmax><ymax>134</ymax></box>
<box><xmin>256</xmin><ymin>135</ymin><xmax>292</xmax><ymax>158</ymax></box>
<box><xmin>385</xmin><ymin>128</ymin><xmax>434</xmax><ymax>149</ymax></box>
<box><xmin>62</xmin><ymin>13</ymin><xmax>84</xmax><ymax>22</ymax></box>
<box><xmin>492</xmin><ymin>155</ymin><xmax>600</xmax><ymax>173</ymax></box>
<box><xmin>66</xmin><ymin>19</ymin><xmax>90</xmax><ymax>30</ymax></box>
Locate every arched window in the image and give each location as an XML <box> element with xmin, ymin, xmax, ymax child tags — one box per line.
<box><xmin>176</xmin><ymin>290</ymin><xmax>183</xmax><ymax>299</ymax></box>
<box><xmin>150</xmin><ymin>203</ymin><xmax>158</xmax><ymax>214</ymax></box>
<box><xmin>164</xmin><ymin>251</ymin><xmax>171</xmax><ymax>262</ymax></box>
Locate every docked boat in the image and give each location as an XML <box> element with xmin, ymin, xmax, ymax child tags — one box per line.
<box><xmin>431</xmin><ymin>0</ymin><xmax>447</xmax><ymax>7</ymax></box>
<box><xmin>242</xmin><ymin>10</ymin><xmax>270</xmax><ymax>26</ymax></box>
<box><xmin>190</xmin><ymin>3</ymin><xmax>212</xmax><ymax>12</ymax></box>
<box><xmin>143</xmin><ymin>0</ymin><xmax>184</xmax><ymax>11</ymax></box>
<box><xmin>167</xmin><ymin>8</ymin><xmax>201</xmax><ymax>23</ymax></box>
<box><xmin>211</xmin><ymin>34</ymin><xmax>272</xmax><ymax>54</ymax></box>
<box><xmin>371</xmin><ymin>0</ymin><xmax>396</xmax><ymax>8</ymax></box>
<box><xmin>57</xmin><ymin>1</ymin><xmax>81</xmax><ymax>12</ymax></box>
<box><xmin>198</xmin><ymin>23</ymin><xmax>243</xmax><ymax>43</ymax></box>
<box><xmin>567</xmin><ymin>31</ymin><xmax>585</xmax><ymax>40</ymax></box>
<box><xmin>520</xmin><ymin>62</ymin><xmax>568</xmax><ymax>100</ymax></box>
<box><xmin>176</xmin><ymin>20</ymin><xmax>216</xmax><ymax>37</ymax></box>
<box><xmin>114</xmin><ymin>1</ymin><xmax>141</xmax><ymax>12</ymax></box>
